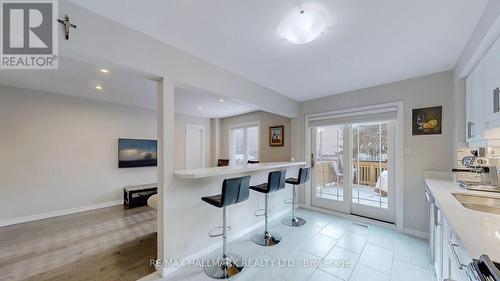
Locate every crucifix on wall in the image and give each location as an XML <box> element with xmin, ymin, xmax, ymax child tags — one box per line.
<box><xmin>58</xmin><ymin>15</ymin><xmax>77</xmax><ymax>40</ymax></box>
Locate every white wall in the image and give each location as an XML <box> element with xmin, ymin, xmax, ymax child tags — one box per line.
<box><xmin>174</xmin><ymin>114</ymin><xmax>212</xmax><ymax>170</ymax></box>
<box><xmin>299</xmin><ymin>71</ymin><xmax>455</xmax><ymax>235</ymax></box>
<box><xmin>0</xmin><ymin>85</ymin><xmax>157</xmax><ymax>223</ymax></box>
<box><xmin>220</xmin><ymin>111</ymin><xmax>292</xmax><ymax>163</ymax></box>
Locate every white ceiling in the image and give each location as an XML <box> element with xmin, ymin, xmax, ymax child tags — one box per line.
<box><xmin>0</xmin><ymin>58</ymin><xmax>158</xmax><ymax>109</ymax></box>
<box><xmin>0</xmin><ymin>58</ymin><xmax>259</xmax><ymax>118</ymax></box>
<box><xmin>70</xmin><ymin>0</ymin><xmax>489</xmax><ymax>101</ymax></box>
<box><xmin>175</xmin><ymin>87</ymin><xmax>260</xmax><ymax>118</ymax></box>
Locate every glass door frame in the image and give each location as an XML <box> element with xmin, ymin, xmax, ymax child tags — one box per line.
<box><xmin>349</xmin><ymin>121</ymin><xmax>396</xmax><ymax>223</ymax></box>
<box><xmin>304</xmin><ymin>102</ymin><xmax>403</xmax><ymax>227</ymax></box>
<box><xmin>310</xmin><ymin>126</ymin><xmax>351</xmax><ymax>214</ymax></box>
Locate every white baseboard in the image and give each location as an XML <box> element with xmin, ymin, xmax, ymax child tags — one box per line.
<box><xmin>0</xmin><ymin>200</ymin><xmax>123</xmax><ymax>228</ymax></box>
<box><xmin>298</xmin><ymin>204</ymin><xmax>397</xmax><ymax>230</ymax></box>
<box><xmin>401</xmin><ymin>228</ymin><xmax>429</xmax><ymax>239</ymax></box>
<box><xmin>298</xmin><ymin>204</ymin><xmax>430</xmax><ymax>240</ymax></box>
<box><xmin>159</xmin><ymin>208</ymin><xmax>290</xmax><ymax>277</ymax></box>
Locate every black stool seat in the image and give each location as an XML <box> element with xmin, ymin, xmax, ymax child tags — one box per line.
<box><xmin>201</xmin><ymin>195</ymin><xmax>223</xmax><ymax>208</ymax></box>
<box><xmin>249</xmin><ymin>183</ymin><xmax>268</xmax><ymax>193</ymax></box>
<box><xmin>249</xmin><ymin>170</ymin><xmax>286</xmax><ymax>194</ymax></box>
<box><xmin>201</xmin><ymin>175</ymin><xmax>250</xmax><ymax>208</ymax></box>
<box><xmin>285</xmin><ymin>178</ymin><xmax>300</xmax><ymax>185</ymax></box>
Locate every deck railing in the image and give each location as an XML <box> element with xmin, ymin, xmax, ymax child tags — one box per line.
<box><xmin>314</xmin><ymin>160</ymin><xmax>387</xmax><ymax>187</ymax></box>
<box><xmin>354</xmin><ymin>161</ymin><xmax>388</xmax><ymax>187</ymax></box>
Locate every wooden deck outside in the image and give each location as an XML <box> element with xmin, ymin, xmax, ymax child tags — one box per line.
<box><xmin>314</xmin><ymin>160</ymin><xmax>387</xmax><ymax>187</ymax></box>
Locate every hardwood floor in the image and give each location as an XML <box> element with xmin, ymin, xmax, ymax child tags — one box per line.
<box><xmin>0</xmin><ymin>205</ymin><xmax>157</xmax><ymax>281</ymax></box>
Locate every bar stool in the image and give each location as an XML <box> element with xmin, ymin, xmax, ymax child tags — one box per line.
<box><xmin>281</xmin><ymin>167</ymin><xmax>310</xmax><ymax>227</ymax></box>
<box><xmin>201</xmin><ymin>175</ymin><xmax>251</xmax><ymax>279</ymax></box>
<box><xmin>250</xmin><ymin>170</ymin><xmax>287</xmax><ymax>246</ymax></box>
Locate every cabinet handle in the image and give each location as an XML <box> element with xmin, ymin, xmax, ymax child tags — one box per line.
<box><xmin>433</xmin><ymin>204</ymin><xmax>441</xmax><ymax>227</ymax></box>
<box><xmin>494</xmin><ymin>87</ymin><xmax>500</xmax><ymax>113</ymax></box>
<box><xmin>448</xmin><ymin>240</ymin><xmax>467</xmax><ymax>270</ymax></box>
<box><xmin>424</xmin><ymin>189</ymin><xmax>431</xmax><ymax>203</ymax></box>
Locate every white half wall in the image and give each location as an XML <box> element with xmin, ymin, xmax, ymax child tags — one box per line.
<box><xmin>0</xmin><ymin>85</ymin><xmax>157</xmax><ymax>223</ymax></box>
<box><xmin>298</xmin><ymin>71</ymin><xmax>455</xmax><ymax>235</ymax></box>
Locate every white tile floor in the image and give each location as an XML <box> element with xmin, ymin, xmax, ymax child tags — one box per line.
<box><xmin>144</xmin><ymin>208</ymin><xmax>432</xmax><ymax>281</ymax></box>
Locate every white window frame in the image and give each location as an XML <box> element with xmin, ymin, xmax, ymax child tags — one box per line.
<box><xmin>228</xmin><ymin>121</ymin><xmax>260</xmax><ymax>166</ymax></box>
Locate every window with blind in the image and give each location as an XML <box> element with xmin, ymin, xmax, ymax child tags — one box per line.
<box><xmin>230</xmin><ymin>125</ymin><xmax>259</xmax><ymax>166</ymax></box>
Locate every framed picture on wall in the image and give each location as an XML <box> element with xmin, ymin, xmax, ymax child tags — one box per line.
<box><xmin>412</xmin><ymin>106</ymin><xmax>442</xmax><ymax>135</ymax></box>
<box><xmin>269</xmin><ymin>126</ymin><xmax>284</xmax><ymax>146</ymax></box>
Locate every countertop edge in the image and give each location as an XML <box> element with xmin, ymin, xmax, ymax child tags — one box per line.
<box><xmin>424</xmin><ymin>170</ymin><xmax>500</xmax><ymax>262</ymax></box>
<box><xmin>174</xmin><ymin>162</ymin><xmax>307</xmax><ymax>179</ymax></box>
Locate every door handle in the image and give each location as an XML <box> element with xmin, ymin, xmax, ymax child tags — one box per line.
<box><xmin>310</xmin><ymin>153</ymin><xmax>315</xmax><ymax>168</ymax></box>
<box><xmin>467</xmin><ymin>121</ymin><xmax>472</xmax><ymax>139</ymax></box>
<box><xmin>494</xmin><ymin>87</ymin><xmax>500</xmax><ymax>113</ymax></box>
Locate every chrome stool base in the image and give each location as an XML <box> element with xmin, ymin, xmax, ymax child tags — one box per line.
<box><xmin>251</xmin><ymin>232</ymin><xmax>281</xmax><ymax>246</ymax></box>
<box><xmin>281</xmin><ymin>216</ymin><xmax>306</xmax><ymax>227</ymax></box>
<box><xmin>203</xmin><ymin>254</ymin><xmax>244</xmax><ymax>279</ymax></box>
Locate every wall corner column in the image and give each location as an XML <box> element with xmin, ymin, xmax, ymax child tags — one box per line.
<box><xmin>157</xmin><ymin>78</ymin><xmax>175</xmax><ymax>277</ymax></box>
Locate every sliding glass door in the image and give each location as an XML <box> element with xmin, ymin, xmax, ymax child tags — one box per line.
<box><xmin>350</xmin><ymin>121</ymin><xmax>394</xmax><ymax>222</ymax></box>
<box><xmin>311</xmin><ymin>121</ymin><xmax>395</xmax><ymax>223</ymax></box>
<box><xmin>310</xmin><ymin>125</ymin><xmax>350</xmax><ymax>214</ymax></box>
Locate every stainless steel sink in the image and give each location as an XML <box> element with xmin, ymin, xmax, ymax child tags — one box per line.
<box><xmin>452</xmin><ymin>193</ymin><xmax>500</xmax><ymax>214</ymax></box>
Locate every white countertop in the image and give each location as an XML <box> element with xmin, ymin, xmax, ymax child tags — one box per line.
<box><xmin>424</xmin><ymin>171</ymin><xmax>500</xmax><ymax>262</ymax></box>
<box><xmin>174</xmin><ymin>161</ymin><xmax>307</xmax><ymax>179</ymax></box>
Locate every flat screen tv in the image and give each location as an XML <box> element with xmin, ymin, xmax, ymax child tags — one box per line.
<box><xmin>118</xmin><ymin>138</ymin><xmax>157</xmax><ymax>168</ymax></box>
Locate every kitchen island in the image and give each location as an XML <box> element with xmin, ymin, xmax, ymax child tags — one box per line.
<box><xmin>164</xmin><ymin>161</ymin><xmax>306</xmax><ymax>271</ymax></box>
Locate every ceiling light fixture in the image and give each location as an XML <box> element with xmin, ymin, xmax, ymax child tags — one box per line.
<box><xmin>197</xmin><ymin>106</ymin><xmax>203</xmax><ymax>110</ymax></box>
<box><xmin>99</xmin><ymin>68</ymin><xmax>109</xmax><ymax>73</ymax></box>
<box><xmin>95</xmin><ymin>85</ymin><xmax>103</xmax><ymax>90</ymax></box>
<box><xmin>279</xmin><ymin>9</ymin><xmax>327</xmax><ymax>44</ymax></box>
<box><xmin>219</xmin><ymin>99</ymin><xmax>224</xmax><ymax>103</ymax></box>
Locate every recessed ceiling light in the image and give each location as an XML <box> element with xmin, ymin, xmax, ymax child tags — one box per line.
<box><xmin>95</xmin><ymin>85</ymin><xmax>103</xmax><ymax>90</ymax></box>
<box><xmin>219</xmin><ymin>99</ymin><xmax>224</xmax><ymax>103</ymax></box>
<box><xmin>99</xmin><ymin>68</ymin><xmax>109</xmax><ymax>73</ymax></box>
<box><xmin>197</xmin><ymin>106</ymin><xmax>203</xmax><ymax>110</ymax></box>
<box><xmin>279</xmin><ymin>9</ymin><xmax>327</xmax><ymax>44</ymax></box>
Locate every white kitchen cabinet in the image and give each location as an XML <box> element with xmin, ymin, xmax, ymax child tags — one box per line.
<box><xmin>426</xmin><ymin>186</ymin><xmax>443</xmax><ymax>280</ymax></box>
<box><xmin>483</xmin><ymin>35</ymin><xmax>500</xmax><ymax>126</ymax></box>
<box><xmin>427</xmin><ymin>184</ymin><xmax>474</xmax><ymax>281</ymax></box>
<box><xmin>441</xmin><ymin>215</ymin><xmax>473</xmax><ymax>281</ymax></box>
<box><xmin>465</xmin><ymin>59</ymin><xmax>485</xmax><ymax>142</ymax></box>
